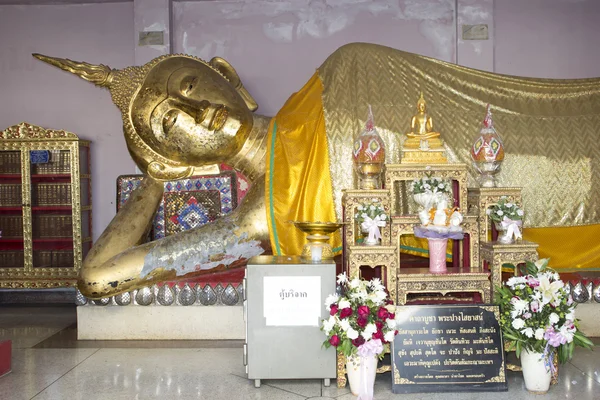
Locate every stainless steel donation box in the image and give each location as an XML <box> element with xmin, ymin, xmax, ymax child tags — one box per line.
<box><xmin>243</xmin><ymin>255</ymin><xmax>337</xmax><ymax>388</ymax></box>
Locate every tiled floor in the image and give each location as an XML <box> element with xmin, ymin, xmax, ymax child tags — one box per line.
<box><xmin>0</xmin><ymin>305</ymin><xmax>599</xmax><ymax>400</ymax></box>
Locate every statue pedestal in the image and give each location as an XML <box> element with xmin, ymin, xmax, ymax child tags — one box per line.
<box><xmin>401</xmin><ymin>147</ymin><xmax>447</xmax><ymax>164</ymax></box>
<box><xmin>77</xmin><ymin>305</ymin><xmax>244</xmax><ymax>340</ymax></box>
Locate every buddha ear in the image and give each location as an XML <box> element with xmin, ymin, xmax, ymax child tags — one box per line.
<box><xmin>209</xmin><ymin>57</ymin><xmax>258</xmax><ymax>112</ymax></box>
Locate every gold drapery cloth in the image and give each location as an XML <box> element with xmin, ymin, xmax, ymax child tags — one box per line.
<box><xmin>265</xmin><ymin>74</ymin><xmax>342</xmax><ymax>256</ymax></box>
<box><xmin>266</xmin><ymin>43</ymin><xmax>600</xmax><ymax>270</ymax></box>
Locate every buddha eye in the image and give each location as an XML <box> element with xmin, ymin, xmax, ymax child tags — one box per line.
<box><xmin>181</xmin><ymin>76</ymin><xmax>199</xmax><ymax>96</ymax></box>
<box><xmin>162</xmin><ymin>110</ymin><xmax>179</xmax><ymax>134</ymax></box>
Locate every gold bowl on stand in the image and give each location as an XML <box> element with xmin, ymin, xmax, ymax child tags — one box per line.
<box><xmin>291</xmin><ymin>221</ymin><xmax>343</xmax><ymax>263</ymax></box>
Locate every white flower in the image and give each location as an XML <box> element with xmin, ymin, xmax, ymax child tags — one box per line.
<box><xmin>324</xmin><ymin>294</ymin><xmax>339</xmax><ymax>309</ymax></box>
<box><xmin>559</xmin><ymin>322</ymin><xmax>576</xmax><ymax>343</ymax></box>
<box><xmin>370</xmin><ymin>278</ymin><xmax>384</xmax><ymax>291</ymax></box>
<box><xmin>534</xmin><ymin>258</ymin><xmax>550</xmax><ymax>269</ymax></box>
<box><xmin>370</xmin><ymin>205</ymin><xmax>376</xmax><ymax>211</ymax></box>
<box><xmin>386</xmin><ymin>318</ymin><xmax>397</xmax><ymax>330</ymax></box>
<box><xmin>357</xmin><ymin>205</ymin><xmax>363</xmax><ymax>211</ymax></box>
<box><xmin>505</xmin><ymin>203</ymin><xmax>513</xmax><ymax>208</ymax></box>
<box><xmin>549</xmin><ymin>312</ymin><xmax>560</xmax><ymax>325</ymax></box>
<box><xmin>517</xmin><ymin>209</ymin><xmax>524</xmax><ymax>216</ymax></box>
<box><xmin>506</xmin><ymin>276</ymin><xmax>527</xmax><ymax>289</ymax></box>
<box><xmin>336</xmin><ymin>273</ymin><xmax>348</xmax><ymax>285</ymax></box>
<box><xmin>510</xmin><ymin>297</ymin><xmax>529</xmax><ymax>313</ymax></box>
<box><xmin>534</xmin><ymin>328</ymin><xmax>545</xmax><ymax>340</ymax></box>
<box><xmin>322</xmin><ymin>316</ymin><xmax>336</xmax><ymax>335</ymax></box>
<box><xmin>339</xmin><ymin>319</ymin><xmax>351</xmax><ymax>332</ymax></box>
<box><xmin>380</xmin><ymin>213</ymin><xmax>387</xmax><ymax>220</ymax></box>
<box><xmin>373</xmin><ymin>199</ymin><xmax>379</xmax><ymax>203</ymax></box>
<box><xmin>349</xmin><ymin>277</ymin><xmax>361</xmax><ymax>289</ymax></box>
<box><xmin>347</xmin><ymin>327</ymin><xmax>359</xmax><ymax>340</ymax></box>
<box><xmin>496</xmin><ymin>210</ymin><xmax>504</xmax><ymax>216</ymax></box>
<box><xmin>486</xmin><ymin>208</ymin><xmax>491</xmax><ymax>215</ymax></box>
<box><xmin>565</xmin><ymin>311</ymin><xmax>576</xmax><ymax>321</ymax></box>
<box><xmin>538</xmin><ymin>275</ymin><xmax>564</xmax><ymax>305</ymax></box>
<box><xmin>512</xmin><ymin>318</ymin><xmax>525</xmax><ymax>330</ymax></box>
<box><xmin>362</xmin><ymin>323</ymin><xmax>377</xmax><ymax>339</ymax></box>
<box><xmin>521</xmin><ymin>327</ymin><xmax>534</xmax><ymax>338</ymax></box>
<box><xmin>338</xmin><ymin>299</ymin><xmax>351</xmax><ymax>309</ymax></box>
<box><xmin>384</xmin><ymin>330</ymin><xmax>396</xmax><ymax>343</ymax></box>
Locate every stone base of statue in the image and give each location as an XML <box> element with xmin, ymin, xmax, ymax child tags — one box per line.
<box><xmin>77</xmin><ymin>305</ymin><xmax>244</xmax><ymax>340</ymax></box>
<box><xmin>75</xmin><ymin>282</ymin><xmax>245</xmax><ymax>340</ymax></box>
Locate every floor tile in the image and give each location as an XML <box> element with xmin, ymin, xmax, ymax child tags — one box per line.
<box><xmin>262</xmin><ymin>379</ymin><xmax>322</xmax><ymax>397</ymax></box>
<box><xmin>31</xmin><ymin>348</ymin><xmax>304</xmax><ymax>400</ymax></box>
<box><xmin>0</xmin><ymin>348</ymin><xmax>98</xmax><ymax>400</ymax></box>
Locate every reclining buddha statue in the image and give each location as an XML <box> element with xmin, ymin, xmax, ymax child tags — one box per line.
<box><xmin>34</xmin><ymin>43</ymin><xmax>600</xmax><ymax>299</ymax></box>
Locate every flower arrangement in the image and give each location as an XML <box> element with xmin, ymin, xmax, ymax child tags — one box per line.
<box><xmin>410</xmin><ymin>174</ymin><xmax>453</xmax><ymax>197</ymax></box>
<box><xmin>321</xmin><ymin>273</ymin><xmax>398</xmax><ymax>358</ymax></box>
<box><xmin>486</xmin><ymin>196</ymin><xmax>523</xmax><ymax>223</ymax></box>
<box><xmin>495</xmin><ymin>259</ymin><xmax>593</xmax><ymax>364</ymax></box>
<box><xmin>354</xmin><ymin>201</ymin><xmax>387</xmax><ymax>225</ymax></box>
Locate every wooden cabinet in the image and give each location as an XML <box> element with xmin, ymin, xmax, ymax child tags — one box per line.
<box><xmin>0</xmin><ymin>122</ymin><xmax>91</xmax><ymax>288</ymax></box>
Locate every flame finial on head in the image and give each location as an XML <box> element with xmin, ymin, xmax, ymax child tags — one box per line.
<box><xmin>32</xmin><ymin>53</ymin><xmax>114</xmax><ymax>87</ymax></box>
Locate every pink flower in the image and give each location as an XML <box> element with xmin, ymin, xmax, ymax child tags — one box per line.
<box><xmin>357</xmin><ymin>305</ymin><xmax>370</xmax><ymax>318</ymax></box>
<box><xmin>352</xmin><ymin>336</ymin><xmax>365</xmax><ymax>347</ymax></box>
<box><xmin>339</xmin><ymin>307</ymin><xmax>353</xmax><ymax>319</ymax></box>
<box><xmin>372</xmin><ymin>330</ymin><xmax>384</xmax><ymax>341</ymax></box>
<box><xmin>329</xmin><ymin>335</ymin><xmax>341</xmax><ymax>347</ymax></box>
<box><xmin>377</xmin><ymin>307</ymin><xmax>389</xmax><ymax>320</ymax></box>
<box><xmin>329</xmin><ymin>305</ymin><xmax>339</xmax><ymax>316</ymax></box>
<box><xmin>523</xmin><ymin>312</ymin><xmax>532</xmax><ymax>320</ymax></box>
<box><xmin>357</xmin><ymin>315</ymin><xmax>368</xmax><ymax>328</ymax></box>
<box><xmin>530</xmin><ymin>300</ymin><xmax>540</xmax><ymax>313</ymax></box>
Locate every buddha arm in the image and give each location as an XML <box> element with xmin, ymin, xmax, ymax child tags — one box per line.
<box><xmin>410</xmin><ymin>116</ymin><xmax>417</xmax><ymax>132</ymax></box>
<box><xmin>427</xmin><ymin>116</ymin><xmax>433</xmax><ymax>132</ymax></box>
<box><xmin>79</xmin><ymin>176</ymin><xmax>269</xmax><ymax>299</ymax></box>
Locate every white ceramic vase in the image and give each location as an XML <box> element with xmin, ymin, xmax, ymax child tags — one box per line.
<box><xmin>346</xmin><ymin>355</ymin><xmax>378</xmax><ymax>399</ymax></box>
<box><xmin>521</xmin><ymin>349</ymin><xmax>552</xmax><ymax>394</ymax></box>
<box><xmin>361</xmin><ymin>226</ymin><xmax>382</xmax><ymax>246</ymax></box>
<box><xmin>413</xmin><ymin>192</ymin><xmax>438</xmax><ymax>211</ymax></box>
<box><xmin>494</xmin><ymin>222</ymin><xmax>515</xmax><ymax>244</ymax></box>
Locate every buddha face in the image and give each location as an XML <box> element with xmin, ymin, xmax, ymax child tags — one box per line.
<box><xmin>417</xmin><ymin>101</ymin><xmax>426</xmax><ymax>113</ymax></box>
<box><xmin>131</xmin><ymin>57</ymin><xmax>253</xmax><ymax>166</ymax></box>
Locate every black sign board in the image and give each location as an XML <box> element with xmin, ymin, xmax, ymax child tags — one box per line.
<box><xmin>392</xmin><ymin>305</ymin><xmax>507</xmax><ymax>393</ymax></box>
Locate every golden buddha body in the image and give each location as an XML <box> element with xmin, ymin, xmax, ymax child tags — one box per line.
<box><xmin>402</xmin><ymin>92</ymin><xmax>447</xmax><ymax>163</ymax></box>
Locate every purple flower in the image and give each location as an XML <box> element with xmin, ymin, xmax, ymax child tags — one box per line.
<box><xmin>544</xmin><ymin>327</ymin><xmax>563</xmax><ymax>347</ymax></box>
<box><xmin>526</xmin><ymin>276</ymin><xmax>540</xmax><ymax>288</ymax></box>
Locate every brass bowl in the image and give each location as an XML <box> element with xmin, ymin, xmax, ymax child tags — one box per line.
<box><xmin>291</xmin><ymin>221</ymin><xmax>344</xmax><ymax>237</ymax></box>
<box><xmin>290</xmin><ymin>221</ymin><xmax>343</xmax><ymax>262</ymax></box>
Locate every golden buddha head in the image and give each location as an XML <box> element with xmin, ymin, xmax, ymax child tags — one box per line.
<box><xmin>33</xmin><ymin>53</ymin><xmax>258</xmax><ymax>180</ymax></box>
<box><xmin>417</xmin><ymin>91</ymin><xmax>427</xmax><ymax>112</ymax></box>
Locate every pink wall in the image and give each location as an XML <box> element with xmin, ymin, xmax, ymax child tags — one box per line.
<box><xmin>1</xmin><ymin>0</ymin><xmax>599</xmax><ymax>240</ymax></box>
<box><xmin>494</xmin><ymin>0</ymin><xmax>600</xmax><ymax>78</ymax></box>
<box><xmin>0</xmin><ymin>3</ymin><xmax>135</xmax><ymax>241</ymax></box>
<box><xmin>173</xmin><ymin>0</ymin><xmax>457</xmax><ymax>117</ymax></box>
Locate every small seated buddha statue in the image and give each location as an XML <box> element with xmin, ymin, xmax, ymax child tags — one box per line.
<box><xmin>402</xmin><ymin>92</ymin><xmax>447</xmax><ymax>163</ymax></box>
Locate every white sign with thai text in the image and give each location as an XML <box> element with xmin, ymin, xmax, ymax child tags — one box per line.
<box><xmin>263</xmin><ymin>276</ymin><xmax>321</xmax><ymax>326</ymax></box>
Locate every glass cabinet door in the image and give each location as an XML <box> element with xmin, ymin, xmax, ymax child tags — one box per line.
<box><xmin>0</xmin><ymin>149</ymin><xmax>25</xmax><ymax>270</ymax></box>
<box><xmin>29</xmin><ymin>147</ymin><xmax>75</xmax><ymax>270</ymax></box>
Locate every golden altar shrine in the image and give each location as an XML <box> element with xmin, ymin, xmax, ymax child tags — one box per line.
<box><xmin>336</xmin><ymin>161</ymin><xmax>538</xmax><ymax>387</ymax></box>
